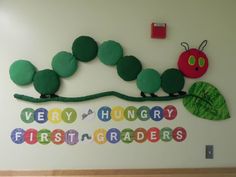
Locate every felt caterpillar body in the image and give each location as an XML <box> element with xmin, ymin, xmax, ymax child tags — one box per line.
<box><xmin>9</xmin><ymin>36</ymin><xmax>208</xmax><ymax>98</ymax></box>
<box><xmin>98</xmin><ymin>39</ymin><xmax>208</xmax><ymax>97</ymax></box>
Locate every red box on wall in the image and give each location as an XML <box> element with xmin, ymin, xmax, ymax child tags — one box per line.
<box><xmin>151</xmin><ymin>23</ymin><xmax>166</xmax><ymax>39</ymax></box>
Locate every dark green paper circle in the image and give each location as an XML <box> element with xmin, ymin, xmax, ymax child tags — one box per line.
<box><xmin>9</xmin><ymin>60</ymin><xmax>36</xmax><ymax>85</ymax></box>
<box><xmin>52</xmin><ymin>51</ymin><xmax>78</xmax><ymax>77</ymax></box>
<box><xmin>136</xmin><ymin>68</ymin><xmax>161</xmax><ymax>93</ymax></box>
<box><xmin>72</xmin><ymin>36</ymin><xmax>98</xmax><ymax>62</ymax></box>
<box><xmin>161</xmin><ymin>68</ymin><xmax>185</xmax><ymax>94</ymax></box>
<box><xmin>116</xmin><ymin>56</ymin><xmax>142</xmax><ymax>81</ymax></box>
<box><xmin>98</xmin><ymin>40</ymin><xmax>123</xmax><ymax>65</ymax></box>
<box><xmin>33</xmin><ymin>69</ymin><xmax>60</xmax><ymax>95</ymax></box>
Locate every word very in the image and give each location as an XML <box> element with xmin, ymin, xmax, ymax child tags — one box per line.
<box><xmin>20</xmin><ymin>108</ymin><xmax>77</xmax><ymax>124</ymax></box>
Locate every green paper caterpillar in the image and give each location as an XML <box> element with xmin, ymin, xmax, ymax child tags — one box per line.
<box><xmin>112</xmin><ymin>39</ymin><xmax>209</xmax><ymax>97</ymax></box>
<box><xmin>10</xmin><ymin>36</ymin><xmax>96</xmax><ymax>98</ymax></box>
<box><xmin>9</xmin><ymin>36</ymin><xmax>208</xmax><ymax>99</ymax></box>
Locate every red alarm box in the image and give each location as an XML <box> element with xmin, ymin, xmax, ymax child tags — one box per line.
<box><xmin>151</xmin><ymin>23</ymin><xmax>166</xmax><ymax>39</ymax></box>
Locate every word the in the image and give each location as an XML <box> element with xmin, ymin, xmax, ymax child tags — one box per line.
<box><xmin>97</xmin><ymin>105</ymin><xmax>177</xmax><ymax>122</ymax></box>
<box><xmin>20</xmin><ymin>108</ymin><xmax>77</xmax><ymax>124</ymax></box>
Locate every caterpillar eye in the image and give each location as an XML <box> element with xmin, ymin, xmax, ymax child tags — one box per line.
<box><xmin>199</xmin><ymin>57</ymin><xmax>205</xmax><ymax>67</ymax></box>
<box><xmin>188</xmin><ymin>55</ymin><xmax>195</xmax><ymax>66</ymax></box>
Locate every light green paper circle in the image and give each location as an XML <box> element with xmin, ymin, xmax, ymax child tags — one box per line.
<box><xmin>9</xmin><ymin>60</ymin><xmax>36</xmax><ymax>85</ymax></box>
<box><xmin>124</xmin><ymin>106</ymin><xmax>138</xmax><ymax>121</ymax></box>
<box><xmin>160</xmin><ymin>127</ymin><xmax>172</xmax><ymax>142</ymax></box>
<box><xmin>21</xmin><ymin>108</ymin><xmax>35</xmax><ymax>123</ymax></box>
<box><xmin>98</xmin><ymin>40</ymin><xmax>123</xmax><ymax>66</ymax></box>
<box><xmin>62</xmin><ymin>108</ymin><xmax>77</xmax><ymax>123</ymax></box>
<box><xmin>38</xmin><ymin>129</ymin><xmax>51</xmax><ymax>145</ymax></box>
<box><xmin>52</xmin><ymin>51</ymin><xmax>78</xmax><ymax>77</ymax></box>
<box><xmin>137</xmin><ymin>106</ymin><xmax>150</xmax><ymax>121</ymax></box>
<box><xmin>121</xmin><ymin>128</ymin><xmax>134</xmax><ymax>144</ymax></box>
<box><xmin>136</xmin><ymin>68</ymin><xmax>161</xmax><ymax>93</ymax></box>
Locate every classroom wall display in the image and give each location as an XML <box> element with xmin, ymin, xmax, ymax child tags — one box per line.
<box><xmin>9</xmin><ymin>36</ymin><xmax>230</xmax><ymax>121</ymax></box>
<box><xmin>11</xmin><ymin>105</ymin><xmax>187</xmax><ymax>145</ymax></box>
<box><xmin>1</xmin><ymin>0</ymin><xmax>236</xmax><ymax>170</ymax></box>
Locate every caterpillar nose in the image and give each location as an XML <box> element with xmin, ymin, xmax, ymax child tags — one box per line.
<box><xmin>195</xmin><ymin>67</ymin><xmax>199</xmax><ymax>71</ymax></box>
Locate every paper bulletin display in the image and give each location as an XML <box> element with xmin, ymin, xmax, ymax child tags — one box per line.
<box><xmin>11</xmin><ymin>105</ymin><xmax>187</xmax><ymax>145</ymax></box>
<box><xmin>1</xmin><ymin>0</ymin><xmax>236</xmax><ymax>170</ymax></box>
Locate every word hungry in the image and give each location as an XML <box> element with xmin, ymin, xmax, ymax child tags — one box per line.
<box><xmin>11</xmin><ymin>127</ymin><xmax>187</xmax><ymax>145</ymax></box>
<box><xmin>97</xmin><ymin>105</ymin><xmax>177</xmax><ymax>121</ymax></box>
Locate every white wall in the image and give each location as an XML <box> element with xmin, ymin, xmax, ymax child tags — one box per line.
<box><xmin>0</xmin><ymin>0</ymin><xmax>235</xmax><ymax>170</ymax></box>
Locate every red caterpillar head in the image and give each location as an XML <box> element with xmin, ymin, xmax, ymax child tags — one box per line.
<box><xmin>178</xmin><ymin>40</ymin><xmax>208</xmax><ymax>78</ymax></box>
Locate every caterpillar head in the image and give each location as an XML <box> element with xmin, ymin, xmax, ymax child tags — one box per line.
<box><xmin>178</xmin><ymin>40</ymin><xmax>209</xmax><ymax>78</ymax></box>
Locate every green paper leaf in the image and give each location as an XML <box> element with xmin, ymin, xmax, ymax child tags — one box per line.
<box><xmin>183</xmin><ymin>81</ymin><xmax>230</xmax><ymax>120</ymax></box>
